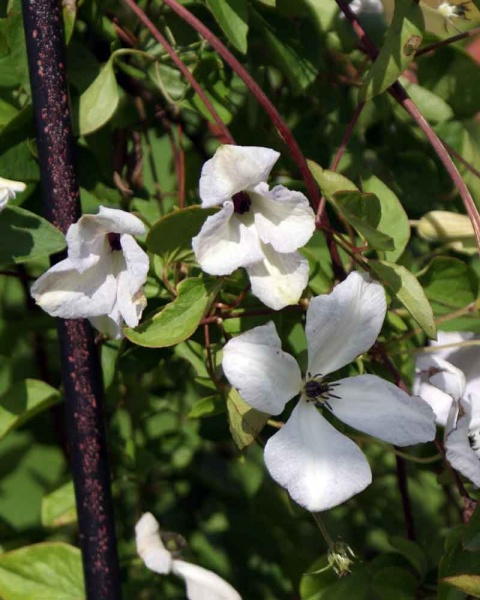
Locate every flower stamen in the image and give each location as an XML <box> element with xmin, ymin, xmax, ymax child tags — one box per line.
<box><xmin>303</xmin><ymin>373</ymin><xmax>340</xmax><ymax>410</ymax></box>
<box><xmin>232</xmin><ymin>190</ymin><xmax>251</xmax><ymax>214</ymax></box>
<box><xmin>107</xmin><ymin>232</ymin><xmax>122</xmax><ymax>251</ymax></box>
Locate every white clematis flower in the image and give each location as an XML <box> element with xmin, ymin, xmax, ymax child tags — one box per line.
<box><xmin>0</xmin><ymin>176</ymin><xmax>26</xmax><ymax>212</ymax></box>
<box><xmin>31</xmin><ymin>206</ymin><xmax>149</xmax><ymax>339</ymax></box>
<box><xmin>414</xmin><ymin>331</ymin><xmax>480</xmax><ymax>426</ymax></box>
<box><xmin>192</xmin><ymin>145</ymin><xmax>315</xmax><ymax>311</ymax></box>
<box><xmin>135</xmin><ymin>513</ymin><xmax>242</xmax><ymax>600</ymax></box>
<box><xmin>446</xmin><ymin>394</ymin><xmax>480</xmax><ymax>488</ymax></box>
<box><xmin>222</xmin><ymin>271</ymin><xmax>436</xmax><ymax>512</ymax></box>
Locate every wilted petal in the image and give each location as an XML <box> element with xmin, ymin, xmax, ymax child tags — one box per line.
<box><xmin>192</xmin><ymin>202</ymin><xmax>263</xmax><ymax>275</ymax></box>
<box><xmin>135</xmin><ymin>513</ymin><xmax>173</xmax><ymax>575</ymax></box>
<box><xmin>246</xmin><ymin>245</ymin><xmax>309</xmax><ymax>310</ymax></box>
<box><xmin>30</xmin><ymin>257</ymin><xmax>116</xmax><ymax>319</ymax></box>
<box><xmin>331</xmin><ymin>374</ymin><xmax>436</xmax><ymax>445</ymax></box>
<box><xmin>222</xmin><ymin>322</ymin><xmax>302</xmax><ymax>415</ymax></box>
<box><xmin>264</xmin><ymin>400</ymin><xmax>372</xmax><ymax>512</ymax></box>
<box><xmin>172</xmin><ymin>560</ymin><xmax>242</xmax><ymax>600</ymax></box>
<box><xmin>306</xmin><ymin>271</ymin><xmax>386</xmax><ymax>376</ymax></box>
<box><xmin>199</xmin><ymin>145</ymin><xmax>280</xmax><ymax>207</ymax></box>
<box><xmin>251</xmin><ymin>183</ymin><xmax>315</xmax><ymax>253</ymax></box>
<box><xmin>89</xmin><ymin>313</ymin><xmax>123</xmax><ymax>340</ymax></box>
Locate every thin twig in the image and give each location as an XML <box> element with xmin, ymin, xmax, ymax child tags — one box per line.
<box><xmin>416</xmin><ymin>26</ymin><xmax>480</xmax><ymax>57</ymax></box>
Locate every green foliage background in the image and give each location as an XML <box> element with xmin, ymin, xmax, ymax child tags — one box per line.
<box><xmin>0</xmin><ymin>0</ymin><xmax>480</xmax><ymax>598</ymax></box>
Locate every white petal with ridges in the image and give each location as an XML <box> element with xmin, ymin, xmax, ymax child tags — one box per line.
<box><xmin>222</xmin><ymin>322</ymin><xmax>302</xmax><ymax>415</ymax></box>
<box><xmin>192</xmin><ymin>202</ymin><xmax>263</xmax><ymax>275</ymax></box>
<box><xmin>172</xmin><ymin>560</ymin><xmax>242</xmax><ymax>600</ymax></box>
<box><xmin>306</xmin><ymin>271</ymin><xmax>386</xmax><ymax>376</ymax></box>
<box><xmin>264</xmin><ymin>400</ymin><xmax>372</xmax><ymax>512</ymax></box>
<box><xmin>446</xmin><ymin>412</ymin><xmax>480</xmax><ymax>488</ymax></box>
<box><xmin>135</xmin><ymin>513</ymin><xmax>173</xmax><ymax>575</ymax></box>
<box><xmin>199</xmin><ymin>145</ymin><xmax>280</xmax><ymax>207</ymax></box>
<box><xmin>330</xmin><ymin>374</ymin><xmax>436</xmax><ymax>445</ymax></box>
<box><xmin>251</xmin><ymin>183</ymin><xmax>315</xmax><ymax>253</ymax></box>
<box><xmin>246</xmin><ymin>245</ymin><xmax>309</xmax><ymax>310</ymax></box>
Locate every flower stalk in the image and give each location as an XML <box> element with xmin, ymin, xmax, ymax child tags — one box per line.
<box><xmin>21</xmin><ymin>1</ymin><xmax>121</xmax><ymax>598</ymax></box>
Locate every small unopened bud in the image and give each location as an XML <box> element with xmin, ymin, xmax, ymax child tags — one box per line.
<box><xmin>417</xmin><ymin>211</ymin><xmax>474</xmax><ymax>242</ymax></box>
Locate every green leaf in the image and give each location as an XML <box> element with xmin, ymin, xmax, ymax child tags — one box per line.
<box><xmin>307</xmin><ymin>161</ymin><xmax>357</xmax><ymax>199</ymax></box>
<box><xmin>189</xmin><ymin>395</ymin><xmax>225</xmax><ymax>418</ymax></box>
<box><xmin>41</xmin><ymin>482</ymin><xmax>77</xmax><ymax>528</ymax></box>
<box><xmin>0</xmin><ymin>379</ymin><xmax>61</xmax><ymax>439</ymax></box>
<box><xmin>372</xmin><ymin>566</ymin><xmax>418</xmax><ymax>600</ymax></box>
<box><xmin>417</xmin><ymin>257</ymin><xmax>478</xmax><ymax>315</ymax></box>
<box><xmin>333</xmin><ymin>190</ymin><xmax>395</xmax><ymax>251</ymax></box>
<box><xmin>399</xmin><ymin>76</ymin><xmax>454</xmax><ymax>124</ymax></box>
<box><xmin>0</xmin><ymin>205</ymin><xmax>66</xmax><ymax>266</ymax></box>
<box><xmin>388</xmin><ymin>536</ymin><xmax>428</xmax><ymax>577</ymax></box>
<box><xmin>359</xmin><ymin>0</ymin><xmax>424</xmax><ymax>101</ymax></box>
<box><xmin>206</xmin><ymin>0</ymin><xmax>249</xmax><ymax>54</ymax></box>
<box><xmin>362</xmin><ymin>175</ymin><xmax>410</xmax><ymax>261</ymax></box>
<box><xmin>147</xmin><ymin>205</ymin><xmax>217</xmax><ymax>260</ymax></box>
<box><xmin>369</xmin><ymin>260</ymin><xmax>436</xmax><ymax>338</ymax></box>
<box><xmin>6</xmin><ymin>0</ymin><xmax>31</xmax><ymax>95</ymax></box>
<box><xmin>442</xmin><ymin>575</ymin><xmax>480</xmax><ymax>598</ymax></box>
<box><xmin>78</xmin><ymin>57</ymin><xmax>119</xmax><ymax>135</ymax></box>
<box><xmin>0</xmin><ymin>542</ymin><xmax>85</xmax><ymax>600</ymax></box>
<box><xmin>227</xmin><ymin>387</ymin><xmax>269</xmax><ymax>450</ymax></box>
<box><xmin>464</xmin><ymin>505</ymin><xmax>480</xmax><ymax>551</ymax></box>
<box><xmin>125</xmin><ymin>277</ymin><xmax>220</xmax><ymax>348</ymax></box>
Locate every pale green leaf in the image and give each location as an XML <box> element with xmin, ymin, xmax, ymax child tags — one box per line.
<box><xmin>78</xmin><ymin>57</ymin><xmax>119</xmax><ymax>135</ymax></box>
<box><xmin>206</xmin><ymin>0</ymin><xmax>249</xmax><ymax>54</ymax></box>
<box><xmin>442</xmin><ymin>575</ymin><xmax>480</xmax><ymax>598</ymax></box>
<box><xmin>307</xmin><ymin>161</ymin><xmax>357</xmax><ymax>199</ymax></box>
<box><xmin>227</xmin><ymin>387</ymin><xmax>269</xmax><ymax>450</ymax></box>
<box><xmin>41</xmin><ymin>482</ymin><xmax>77</xmax><ymax>528</ymax></box>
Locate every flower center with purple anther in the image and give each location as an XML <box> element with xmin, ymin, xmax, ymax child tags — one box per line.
<box><xmin>303</xmin><ymin>373</ymin><xmax>340</xmax><ymax>410</ymax></box>
<box><xmin>232</xmin><ymin>191</ymin><xmax>251</xmax><ymax>214</ymax></box>
<box><xmin>108</xmin><ymin>232</ymin><xmax>122</xmax><ymax>251</ymax></box>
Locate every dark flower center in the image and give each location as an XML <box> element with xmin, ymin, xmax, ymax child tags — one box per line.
<box><xmin>232</xmin><ymin>191</ymin><xmax>251</xmax><ymax>214</ymax></box>
<box><xmin>303</xmin><ymin>373</ymin><xmax>340</xmax><ymax>410</ymax></box>
<box><xmin>107</xmin><ymin>232</ymin><xmax>122</xmax><ymax>251</ymax></box>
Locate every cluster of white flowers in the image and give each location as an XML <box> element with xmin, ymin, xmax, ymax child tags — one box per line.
<box><xmin>414</xmin><ymin>331</ymin><xmax>480</xmax><ymax>487</ymax></box>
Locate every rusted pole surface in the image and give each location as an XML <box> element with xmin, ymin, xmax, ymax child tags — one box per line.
<box><xmin>21</xmin><ymin>1</ymin><xmax>122</xmax><ymax>598</ymax></box>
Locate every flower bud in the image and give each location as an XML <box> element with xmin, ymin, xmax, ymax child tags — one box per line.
<box><xmin>417</xmin><ymin>211</ymin><xmax>475</xmax><ymax>248</ymax></box>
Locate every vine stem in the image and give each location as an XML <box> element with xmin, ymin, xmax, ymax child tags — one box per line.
<box><xmin>122</xmin><ymin>0</ymin><xmax>234</xmax><ymax>144</ymax></box>
<box><xmin>335</xmin><ymin>0</ymin><xmax>480</xmax><ymax>254</ymax></box>
<box><xmin>21</xmin><ymin>1</ymin><xmax>121</xmax><ymax>598</ymax></box>
<box><xmin>415</xmin><ymin>26</ymin><xmax>480</xmax><ymax>57</ymax></box>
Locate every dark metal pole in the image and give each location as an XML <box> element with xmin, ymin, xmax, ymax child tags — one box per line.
<box><xmin>21</xmin><ymin>1</ymin><xmax>122</xmax><ymax>598</ymax></box>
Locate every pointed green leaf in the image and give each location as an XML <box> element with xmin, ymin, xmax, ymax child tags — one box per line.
<box><xmin>334</xmin><ymin>190</ymin><xmax>395</xmax><ymax>251</ymax></box>
<box><xmin>125</xmin><ymin>277</ymin><xmax>220</xmax><ymax>348</ymax></box>
<box><xmin>0</xmin><ymin>542</ymin><xmax>85</xmax><ymax>600</ymax></box>
<box><xmin>442</xmin><ymin>575</ymin><xmax>480</xmax><ymax>598</ymax></box>
<box><xmin>369</xmin><ymin>260</ymin><xmax>436</xmax><ymax>338</ymax></box>
<box><xmin>359</xmin><ymin>0</ymin><xmax>424</xmax><ymax>101</ymax></box>
<box><xmin>147</xmin><ymin>205</ymin><xmax>217</xmax><ymax>259</ymax></box>
<box><xmin>227</xmin><ymin>387</ymin><xmax>269</xmax><ymax>450</ymax></box>
<box><xmin>206</xmin><ymin>0</ymin><xmax>248</xmax><ymax>54</ymax></box>
<box><xmin>307</xmin><ymin>160</ymin><xmax>357</xmax><ymax>198</ymax></box>
<box><xmin>41</xmin><ymin>482</ymin><xmax>77</xmax><ymax>528</ymax></box>
<box><xmin>0</xmin><ymin>205</ymin><xmax>66</xmax><ymax>266</ymax></box>
<box><xmin>0</xmin><ymin>379</ymin><xmax>61</xmax><ymax>439</ymax></box>
<box><xmin>362</xmin><ymin>175</ymin><xmax>410</xmax><ymax>261</ymax></box>
<box><xmin>189</xmin><ymin>395</ymin><xmax>225</xmax><ymax>418</ymax></box>
<box><xmin>78</xmin><ymin>57</ymin><xmax>119</xmax><ymax>135</ymax></box>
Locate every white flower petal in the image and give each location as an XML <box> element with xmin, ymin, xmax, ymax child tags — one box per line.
<box><xmin>30</xmin><ymin>257</ymin><xmax>116</xmax><ymax>319</ymax></box>
<box><xmin>0</xmin><ymin>176</ymin><xmax>26</xmax><ymax>212</ymax></box>
<box><xmin>246</xmin><ymin>245</ymin><xmax>309</xmax><ymax>310</ymax></box>
<box><xmin>306</xmin><ymin>271</ymin><xmax>386</xmax><ymax>376</ymax></box>
<box><xmin>330</xmin><ymin>374</ymin><xmax>436</xmax><ymax>446</ymax></box>
<box><xmin>446</xmin><ymin>412</ymin><xmax>480</xmax><ymax>488</ymax></box>
<box><xmin>264</xmin><ymin>400</ymin><xmax>372</xmax><ymax>512</ymax></box>
<box><xmin>172</xmin><ymin>560</ymin><xmax>241</xmax><ymax>600</ymax></box>
<box><xmin>114</xmin><ymin>234</ymin><xmax>149</xmax><ymax>328</ymax></box>
<box><xmin>192</xmin><ymin>202</ymin><xmax>263</xmax><ymax>275</ymax></box>
<box><xmin>251</xmin><ymin>183</ymin><xmax>315</xmax><ymax>253</ymax></box>
<box><xmin>432</xmin><ymin>331</ymin><xmax>480</xmax><ymax>400</ymax></box>
<box><xmin>135</xmin><ymin>513</ymin><xmax>173</xmax><ymax>575</ymax></box>
<box><xmin>222</xmin><ymin>322</ymin><xmax>302</xmax><ymax>415</ymax></box>
<box><xmin>199</xmin><ymin>145</ymin><xmax>280</xmax><ymax>207</ymax></box>
<box><xmin>89</xmin><ymin>314</ymin><xmax>123</xmax><ymax>340</ymax></box>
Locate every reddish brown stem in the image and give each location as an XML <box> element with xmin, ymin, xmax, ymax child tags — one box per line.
<box><xmin>416</xmin><ymin>27</ymin><xmax>480</xmax><ymax>57</ymax></box>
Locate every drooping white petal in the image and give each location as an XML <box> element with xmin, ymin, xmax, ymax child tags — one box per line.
<box><xmin>306</xmin><ymin>271</ymin><xmax>386</xmax><ymax>376</ymax></box>
<box><xmin>251</xmin><ymin>183</ymin><xmax>315</xmax><ymax>253</ymax></box>
<box><xmin>115</xmin><ymin>234</ymin><xmax>149</xmax><ymax>328</ymax></box>
<box><xmin>446</xmin><ymin>401</ymin><xmax>480</xmax><ymax>488</ymax></box>
<box><xmin>264</xmin><ymin>400</ymin><xmax>372</xmax><ymax>512</ymax></box>
<box><xmin>30</xmin><ymin>256</ymin><xmax>117</xmax><ymax>319</ymax></box>
<box><xmin>222</xmin><ymin>322</ymin><xmax>302</xmax><ymax>415</ymax></box>
<box><xmin>246</xmin><ymin>245</ymin><xmax>309</xmax><ymax>310</ymax></box>
<box><xmin>192</xmin><ymin>202</ymin><xmax>263</xmax><ymax>275</ymax></box>
<box><xmin>431</xmin><ymin>331</ymin><xmax>480</xmax><ymax>401</ymax></box>
<box><xmin>330</xmin><ymin>374</ymin><xmax>436</xmax><ymax>446</ymax></box>
<box><xmin>0</xmin><ymin>176</ymin><xmax>26</xmax><ymax>211</ymax></box>
<box><xmin>199</xmin><ymin>145</ymin><xmax>280</xmax><ymax>207</ymax></box>
<box><xmin>89</xmin><ymin>313</ymin><xmax>123</xmax><ymax>340</ymax></box>
<box><xmin>414</xmin><ymin>354</ymin><xmax>465</xmax><ymax>426</ymax></box>
<box><xmin>135</xmin><ymin>513</ymin><xmax>173</xmax><ymax>575</ymax></box>
<box><xmin>172</xmin><ymin>560</ymin><xmax>242</xmax><ymax>600</ymax></box>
